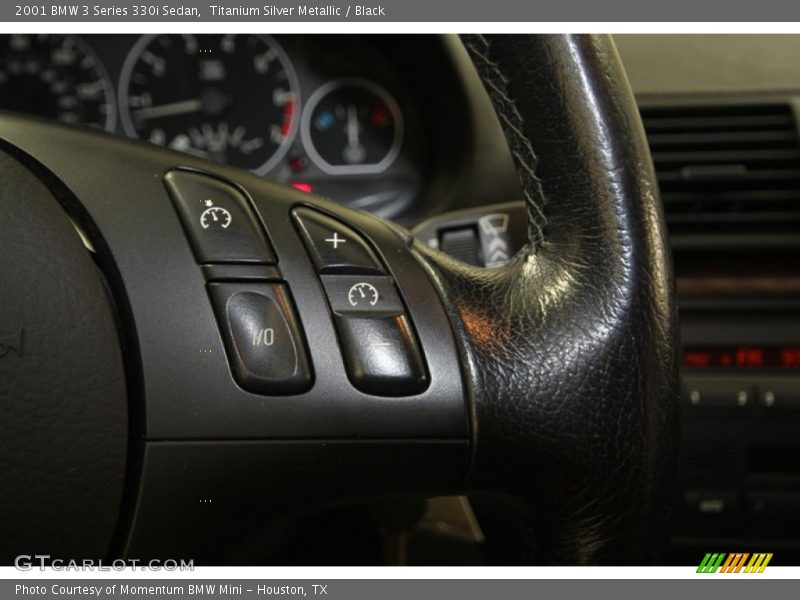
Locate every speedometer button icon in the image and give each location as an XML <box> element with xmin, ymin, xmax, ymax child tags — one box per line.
<box><xmin>200</xmin><ymin>204</ymin><xmax>232</xmax><ymax>229</ymax></box>
<box><xmin>347</xmin><ymin>282</ymin><xmax>380</xmax><ymax>307</ymax></box>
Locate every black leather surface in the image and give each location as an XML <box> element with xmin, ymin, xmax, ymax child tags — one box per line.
<box><xmin>416</xmin><ymin>35</ymin><xmax>679</xmax><ymax>564</ymax></box>
<box><xmin>0</xmin><ymin>150</ymin><xmax>127</xmax><ymax>562</ymax></box>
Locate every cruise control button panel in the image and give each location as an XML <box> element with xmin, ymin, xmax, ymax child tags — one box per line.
<box><xmin>293</xmin><ymin>207</ymin><xmax>429</xmax><ymax>396</ymax></box>
<box><xmin>208</xmin><ymin>283</ymin><xmax>312</xmax><ymax>395</ymax></box>
<box><xmin>292</xmin><ymin>207</ymin><xmax>384</xmax><ymax>274</ymax></box>
<box><xmin>165</xmin><ymin>170</ymin><xmax>276</xmax><ymax>264</ymax></box>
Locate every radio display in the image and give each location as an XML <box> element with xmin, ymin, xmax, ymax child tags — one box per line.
<box><xmin>684</xmin><ymin>347</ymin><xmax>800</xmax><ymax>369</ymax></box>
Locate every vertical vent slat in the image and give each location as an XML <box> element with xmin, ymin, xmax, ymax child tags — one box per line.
<box><xmin>640</xmin><ymin>104</ymin><xmax>800</xmax><ymax>238</ymax></box>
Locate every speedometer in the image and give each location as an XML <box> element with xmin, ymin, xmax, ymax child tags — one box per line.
<box><xmin>119</xmin><ymin>34</ymin><xmax>299</xmax><ymax>174</ymax></box>
<box><xmin>0</xmin><ymin>34</ymin><xmax>115</xmax><ymax>130</ymax></box>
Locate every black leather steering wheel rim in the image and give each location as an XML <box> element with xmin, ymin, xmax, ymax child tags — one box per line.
<box><xmin>0</xmin><ymin>33</ymin><xmax>678</xmax><ymax>566</ymax></box>
<box><xmin>417</xmin><ymin>34</ymin><xmax>679</xmax><ymax>564</ymax></box>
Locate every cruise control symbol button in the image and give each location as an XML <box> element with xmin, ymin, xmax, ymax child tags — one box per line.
<box><xmin>165</xmin><ymin>170</ymin><xmax>276</xmax><ymax>264</ymax></box>
<box><xmin>320</xmin><ymin>275</ymin><xmax>403</xmax><ymax>315</ymax></box>
<box><xmin>348</xmin><ymin>282</ymin><xmax>380</xmax><ymax>307</ymax></box>
<box><xmin>199</xmin><ymin>199</ymin><xmax>232</xmax><ymax>230</ymax></box>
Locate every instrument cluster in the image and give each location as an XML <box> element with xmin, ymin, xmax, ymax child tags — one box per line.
<box><xmin>0</xmin><ymin>34</ymin><xmax>426</xmax><ymax>216</ymax></box>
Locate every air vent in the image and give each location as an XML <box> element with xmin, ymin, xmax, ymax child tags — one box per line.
<box><xmin>641</xmin><ymin>104</ymin><xmax>800</xmax><ymax>245</ymax></box>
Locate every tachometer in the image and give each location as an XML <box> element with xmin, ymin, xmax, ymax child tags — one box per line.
<box><xmin>119</xmin><ymin>34</ymin><xmax>299</xmax><ymax>173</ymax></box>
<box><xmin>0</xmin><ymin>34</ymin><xmax>115</xmax><ymax>130</ymax></box>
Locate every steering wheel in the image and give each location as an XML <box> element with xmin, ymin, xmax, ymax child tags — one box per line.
<box><xmin>0</xmin><ymin>34</ymin><xmax>678</xmax><ymax>565</ymax></box>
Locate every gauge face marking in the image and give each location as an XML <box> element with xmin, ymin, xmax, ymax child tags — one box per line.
<box><xmin>348</xmin><ymin>282</ymin><xmax>380</xmax><ymax>307</ymax></box>
<box><xmin>200</xmin><ymin>205</ymin><xmax>232</xmax><ymax>230</ymax></box>
<box><xmin>119</xmin><ymin>34</ymin><xmax>299</xmax><ymax>174</ymax></box>
<box><xmin>0</xmin><ymin>34</ymin><xmax>115</xmax><ymax>130</ymax></box>
<box><xmin>301</xmin><ymin>78</ymin><xmax>404</xmax><ymax>176</ymax></box>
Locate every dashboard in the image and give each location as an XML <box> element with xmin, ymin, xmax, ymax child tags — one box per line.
<box><xmin>0</xmin><ymin>34</ymin><xmax>520</xmax><ymax>222</ymax></box>
<box><xmin>616</xmin><ymin>35</ymin><xmax>800</xmax><ymax>566</ymax></box>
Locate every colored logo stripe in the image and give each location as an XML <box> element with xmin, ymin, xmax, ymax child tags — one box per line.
<box><xmin>719</xmin><ymin>553</ymin><xmax>749</xmax><ymax>573</ymax></box>
<box><xmin>697</xmin><ymin>552</ymin><xmax>773</xmax><ymax>573</ymax></box>
<box><xmin>744</xmin><ymin>553</ymin><xmax>773</xmax><ymax>573</ymax></box>
<box><xmin>697</xmin><ymin>553</ymin><xmax>726</xmax><ymax>573</ymax></box>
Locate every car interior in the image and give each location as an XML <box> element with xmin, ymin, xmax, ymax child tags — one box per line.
<box><xmin>0</xmin><ymin>33</ymin><xmax>798</xmax><ymax>566</ymax></box>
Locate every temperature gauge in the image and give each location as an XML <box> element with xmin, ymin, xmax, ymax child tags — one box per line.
<box><xmin>301</xmin><ymin>78</ymin><xmax>403</xmax><ymax>175</ymax></box>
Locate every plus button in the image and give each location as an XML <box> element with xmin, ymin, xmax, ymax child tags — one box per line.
<box><xmin>325</xmin><ymin>232</ymin><xmax>347</xmax><ymax>249</ymax></box>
